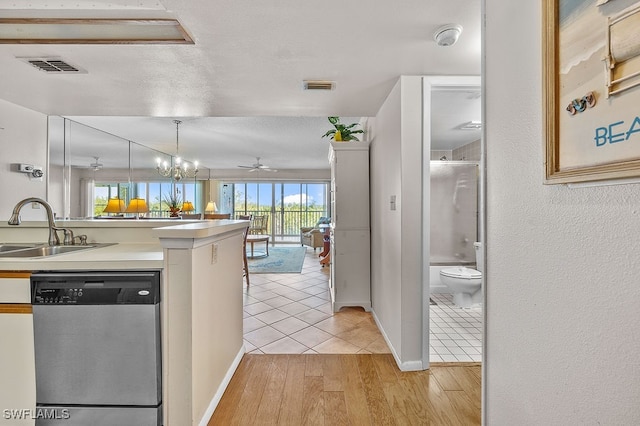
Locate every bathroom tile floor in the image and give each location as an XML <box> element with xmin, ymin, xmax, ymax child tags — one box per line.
<box><xmin>429</xmin><ymin>293</ymin><xmax>483</xmax><ymax>362</ymax></box>
<box><xmin>242</xmin><ymin>246</ymin><xmax>391</xmax><ymax>354</ymax></box>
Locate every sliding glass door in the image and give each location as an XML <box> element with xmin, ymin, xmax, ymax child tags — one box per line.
<box><xmin>232</xmin><ymin>181</ymin><xmax>329</xmax><ymax>243</ymax></box>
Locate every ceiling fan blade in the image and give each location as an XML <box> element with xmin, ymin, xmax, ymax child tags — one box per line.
<box><xmin>238</xmin><ymin>156</ymin><xmax>277</xmax><ymax>172</ymax></box>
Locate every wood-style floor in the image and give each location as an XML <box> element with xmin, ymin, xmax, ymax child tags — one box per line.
<box><xmin>209</xmin><ymin>354</ymin><xmax>481</xmax><ymax>425</ymax></box>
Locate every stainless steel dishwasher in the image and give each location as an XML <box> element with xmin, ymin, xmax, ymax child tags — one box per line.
<box><xmin>31</xmin><ymin>271</ymin><xmax>162</xmax><ymax>426</ymax></box>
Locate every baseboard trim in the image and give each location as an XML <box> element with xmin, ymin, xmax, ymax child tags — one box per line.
<box><xmin>371</xmin><ymin>310</ymin><xmax>425</xmax><ymax>372</ymax></box>
<box><xmin>198</xmin><ymin>344</ymin><xmax>246</xmax><ymax>426</ymax></box>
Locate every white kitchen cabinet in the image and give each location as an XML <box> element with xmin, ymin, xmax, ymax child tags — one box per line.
<box><xmin>328</xmin><ymin>141</ymin><xmax>371</xmax><ymax>312</ymax></box>
<box><xmin>0</xmin><ymin>272</ymin><xmax>35</xmax><ymax>426</ymax></box>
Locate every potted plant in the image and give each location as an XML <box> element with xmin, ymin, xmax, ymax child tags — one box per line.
<box><xmin>164</xmin><ymin>192</ymin><xmax>182</xmax><ymax>217</ymax></box>
<box><xmin>321</xmin><ymin>116</ymin><xmax>364</xmax><ymax>141</ymax></box>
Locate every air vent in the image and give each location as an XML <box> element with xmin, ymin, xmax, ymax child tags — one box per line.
<box><xmin>303</xmin><ymin>80</ymin><xmax>335</xmax><ymax>91</ymax></box>
<box><xmin>20</xmin><ymin>58</ymin><xmax>86</xmax><ymax>73</ymax></box>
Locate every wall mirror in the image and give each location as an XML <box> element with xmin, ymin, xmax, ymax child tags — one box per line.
<box><xmin>48</xmin><ymin>117</ymin><xmax>209</xmax><ymax>220</ymax></box>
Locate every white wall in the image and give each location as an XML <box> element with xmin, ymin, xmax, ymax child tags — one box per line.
<box><xmin>0</xmin><ymin>99</ymin><xmax>48</xmax><ymax>220</ymax></box>
<box><xmin>370</xmin><ymin>81</ymin><xmax>403</xmax><ymax>359</ymax></box>
<box><xmin>370</xmin><ymin>77</ymin><xmax>424</xmax><ymax>370</ymax></box>
<box><xmin>485</xmin><ymin>0</ymin><xmax>640</xmax><ymax>424</ymax></box>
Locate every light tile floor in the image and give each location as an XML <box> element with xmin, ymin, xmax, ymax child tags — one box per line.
<box><xmin>243</xmin><ymin>246</ymin><xmax>391</xmax><ymax>354</ymax></box>
<box><xmin>429</xmin><ymin>293</ymin><xmax>483</xmax><ymax>362</ymax></box>
<box><xmin>243</xmin><ymin>245</ymin><xmax>483</xmax><ymax>362</ymax></box>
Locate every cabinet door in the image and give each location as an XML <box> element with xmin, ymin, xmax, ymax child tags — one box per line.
<box><xmin>332</xmin><ymin>229</ymin><xmax>371</xmax><ymax>312</ymax></box>
<box><xmin>0</xmin><ymin>274</ymin><xmax>35</xmax><ymax>426</ymax></box>
<box><xmin>332</xmin><ymin>149</ymin><xmax>370</xmax><ymax>229</ymax></box>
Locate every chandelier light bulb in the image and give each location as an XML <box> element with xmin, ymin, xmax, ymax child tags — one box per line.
<box><xmin>155</xmin><ymin>119</ymin><xmax>199</xmax><ymax>181</ymax></box>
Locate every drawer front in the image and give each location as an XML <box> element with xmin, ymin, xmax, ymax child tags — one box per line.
<box><xmin>0</xmin><ymin>308</ymin><xmax>36</xmax><ymax>426</ymax></box>
<box><xmin>0</xmin><ymin>274</ymin><xmax>32</xmax><ymax>303</ymax></box>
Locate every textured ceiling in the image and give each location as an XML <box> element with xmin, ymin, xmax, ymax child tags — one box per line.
<box><xmin>0</xmin><ymin>0</ymin><xmax>481</xmax><ymax>170</ymax></box>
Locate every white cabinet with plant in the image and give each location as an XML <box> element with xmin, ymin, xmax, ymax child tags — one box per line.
<box><xmin>328</xmin><ymin>140</ymin><xmax>371</xmax><ymax>313</ymax></box>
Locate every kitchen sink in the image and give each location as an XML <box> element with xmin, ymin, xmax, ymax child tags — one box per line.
<box><xmin>0</xmin><ymin>243</ymin><xmax>115</xmax><ymax>258</ymax></box>
<box><xmin>0</xmin><ymin>243</ymin><xmax>39</xmax><ymax>253</ymax></box>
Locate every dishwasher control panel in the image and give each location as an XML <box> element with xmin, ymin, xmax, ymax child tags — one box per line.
<box><xmin>31</xmin><ymin>271</ymin><xmax>161</xmax><ymax>305</ymax></box>
<box><xmin>34</xmin><ymin>287</ymin><xmax>85</xmax><ymax>304</ymax></box>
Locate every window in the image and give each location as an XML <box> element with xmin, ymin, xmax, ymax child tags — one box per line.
<box><xmin>93</xmin><ymin>180</ymin><xmax>203</xmax><ymax>217</ymax></box>
<box><xmin>232</xmin><ymin>181</ymin><xmax>329</xmax><ymax>242</ymax></box>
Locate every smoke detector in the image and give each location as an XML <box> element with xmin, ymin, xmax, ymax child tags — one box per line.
<box><xmin>433</xmin><ymin>24</ymin><xmax>463</xmax><ymax>47</ymax></box>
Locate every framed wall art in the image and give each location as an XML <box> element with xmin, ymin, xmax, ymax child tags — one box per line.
<box><xmin>544</xmin><ymin>0</ymin><xmax>640</xmax><ymax>183</ymax></box>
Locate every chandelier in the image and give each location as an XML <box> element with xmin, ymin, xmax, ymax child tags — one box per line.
<box><xmin>156</xmin><ymin>119</ymin><xmax>198</xmax><ymax>181</ymax></box>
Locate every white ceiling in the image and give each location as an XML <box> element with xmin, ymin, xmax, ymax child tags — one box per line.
<box><xmin>0</xmin><ymin>0</ymin><xmax>482</xmax><ymax>171</ymax></box>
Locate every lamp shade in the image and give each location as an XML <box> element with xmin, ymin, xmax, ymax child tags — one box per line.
<box><xmin>181</xmin><ymin>201</ymin><xmax>195</xmax><ymax>212</ymax></box>
<box><xmin>205</xmin><ymin>201</ymin><xmax>218</xmax><ymax>213</ymax></box>
<box><xmin>124</xmin><ymin>198</ymin><xmax>149</xmax><ymax>214</ymax></box>
<box><xmin>103</xmin><ymin>198</ymin><xmax>125</xmax><ymax>214</ymax></box>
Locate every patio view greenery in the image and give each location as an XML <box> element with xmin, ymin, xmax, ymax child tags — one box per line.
<box><xmin>92</xmin><ymin>181</ymin><xmax>328</xmax><ymax>242</ymax></box>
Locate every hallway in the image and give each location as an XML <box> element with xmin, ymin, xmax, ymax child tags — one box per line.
<box><xmin>243</xmin><ymin>247</ymin><xmax>390</xmax><ymax>354</ymax></box>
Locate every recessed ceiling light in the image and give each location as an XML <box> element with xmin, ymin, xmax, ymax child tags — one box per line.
<box><xmin>303</xmin><ymin>80</ymin><xmax>335</xmax><ymax>91</ymax></box>
<box><xmin>0</xmin><ymin>18</ymin><xmax>194</xmax><ymax>44</ymax></box>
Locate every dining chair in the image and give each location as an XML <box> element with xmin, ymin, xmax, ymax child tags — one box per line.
<box><xmin>203</xmin><ymin>213</ymin><xmax>231</xmax><ymax>219</ymax></box>
<box><xmin>180</xmin><ymin>213</ymin><xmax>202</xmax><ymax>219</ymax></box>
<box><xmin>242</xmin><ymin>225</ymin><xmax>250</xmax><ymax>287</ymax></box>
<box><xmin>249</xmin><ymin>215</ymin><xmax>268</xmax><ymax>235</ymax></box>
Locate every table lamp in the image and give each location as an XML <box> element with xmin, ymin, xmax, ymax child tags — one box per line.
<box><xmin>103</xmin><ymin>197</ymin><xmax>125</xmax><ymax>216</ymax></box>
<box><xmin>124</xmin><ymin>198</ymin><xmax>149</xmax><ymax>219</ymax></box>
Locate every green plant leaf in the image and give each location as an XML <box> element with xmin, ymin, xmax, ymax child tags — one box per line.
<box><xmin>322</xmin><ymin>116</ymin><xmax>364</xmax><ymax>141</ymax></box>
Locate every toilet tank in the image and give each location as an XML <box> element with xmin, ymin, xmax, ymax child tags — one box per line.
<box><xmin>474</xmin><ymin>242</ymin><xmax>483</xmax><ymax>272</ymax></box>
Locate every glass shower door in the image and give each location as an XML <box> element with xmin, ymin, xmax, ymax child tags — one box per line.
<box><xmin>430</xmin><ymin>162</ymin><xmax>478</xmax><ymax>265</ymax></box>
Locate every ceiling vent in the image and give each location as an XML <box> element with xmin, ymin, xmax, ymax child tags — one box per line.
<box><xmin>20</xmin><ymin>57</ymin><xmax>86</xmax><ymax>73</ymax></box>
<box><xmin>303</xmin><ymin>80</ymin><xmax>335</xmax><ymax>91</ymax></box>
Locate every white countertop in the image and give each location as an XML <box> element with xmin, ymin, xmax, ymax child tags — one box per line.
<box><xmin>0</xmin><ymin>220</ymin><xmax>249</xmax><ymax>271</ymax></box>
<box><xmin>152</xmin><ymin>220</ymin><xmax>248</xmax><ymax>240</ymax></box>
<box><xmin>0</xmin><ymin>243</ymin><xmax>163</xmax><ymax>271</ymax></box>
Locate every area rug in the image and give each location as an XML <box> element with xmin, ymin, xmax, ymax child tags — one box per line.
<box><xmin>248</xmin><ymin>247</ymin><xmax>306</xmax><ymax>274</ymax></box>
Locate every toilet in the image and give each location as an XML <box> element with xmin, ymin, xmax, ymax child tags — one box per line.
<box><xmin>440</xmin><ymin>242</ymin><xmax>483</xmax><ymax>308</ymax></box>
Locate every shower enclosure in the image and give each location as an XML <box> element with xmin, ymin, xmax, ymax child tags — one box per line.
<box><xmin>430</xmin><ymin>161</ymin><xmax>479</xmax><ymax>266</ymax></box>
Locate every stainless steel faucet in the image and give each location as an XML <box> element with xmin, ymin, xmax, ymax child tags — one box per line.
<box><xmin>8</xmin><ymin>197</ymin><xmax>60</xmax><ymax>246</ymax></box>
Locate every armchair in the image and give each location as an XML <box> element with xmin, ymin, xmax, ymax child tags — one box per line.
<box><xmin>301</xmin><ymin>227</ymin><xmax>323</xmax><ymax>250</ymax></box>
<box><xmin>300</xmin><ymin>217</ymin><xmax>330</xmax><ymax>251</ymax></box>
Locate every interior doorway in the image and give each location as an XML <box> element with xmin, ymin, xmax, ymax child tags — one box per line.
<box><xmin>421</xmin><ymin>76</ymin><xmax>483</xmax><ymax>366</ymax></box>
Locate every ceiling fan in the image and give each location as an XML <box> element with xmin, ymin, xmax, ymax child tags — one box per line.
<box><xmin>237</xmin><ymin>157</ymin><xmax>277</xmax><ymax>172</ymax></box>
<box><xmin>73</xmin><ymin>156</ymin><xmax>103</xmax><ymax>171</ymax></box>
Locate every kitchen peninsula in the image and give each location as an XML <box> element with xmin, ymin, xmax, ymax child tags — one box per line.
<box><xmin>0</xmin><ymin>219</ymin><xmax>248</xmax><ymax>426</ymax></box>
